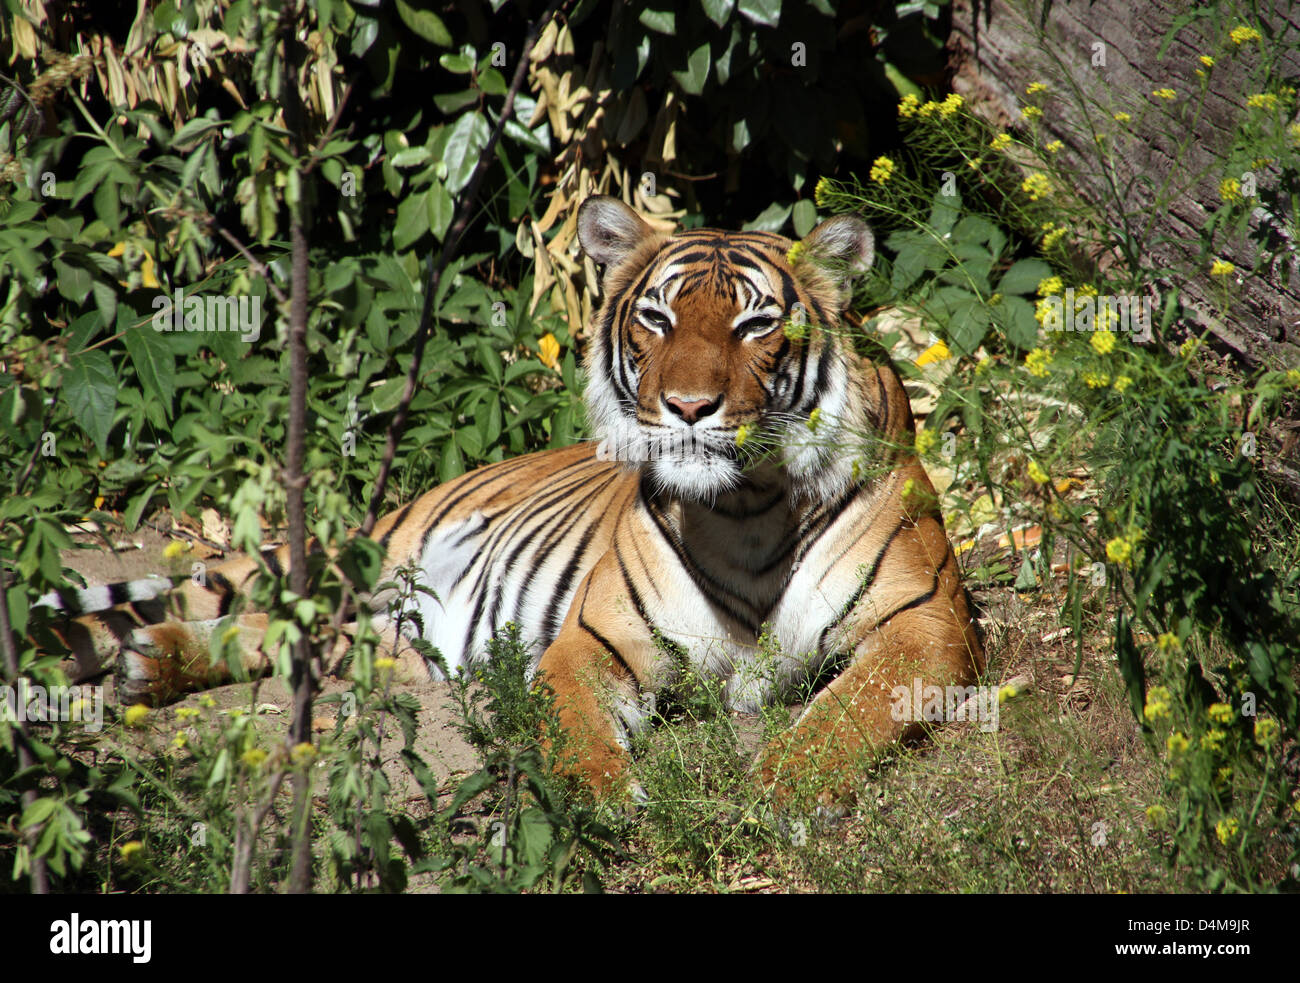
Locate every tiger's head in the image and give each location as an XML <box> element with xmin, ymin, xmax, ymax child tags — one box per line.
<box><xmin>577</xmin><ymin>195</ymin><xmax>876</xmax><ymax>503</ymax></box>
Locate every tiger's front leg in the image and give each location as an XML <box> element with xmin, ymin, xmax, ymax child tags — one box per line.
<box><xmin>756</xmin><ymin>521</ymin><xmax>984</xmax><ymax>808</ymax></box>
<box><xmin>535</xmin><ymin>554</ymin><xmax>659</xmax><ymax>799</ymax></box>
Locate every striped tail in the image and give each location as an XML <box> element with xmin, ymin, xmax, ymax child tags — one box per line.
<box><xmin>34</xmin><ymin>576</ymin><xmax>180</xmax><ymax>616</ymax></box>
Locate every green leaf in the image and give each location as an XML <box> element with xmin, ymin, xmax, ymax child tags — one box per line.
<box><xmin>62</xmin><ymin>349</ymin><xmax>117</xmax><ymax>452</ymax></box>
<box><xmin>1013</xmin><ymin>554</ymin><xmax>1038</xmax><ymax>590</ymax></box>
<box><xmin>701</xmin><ymin>0</ymin><xmax>737</xmax><ymax>27</ymax></box>
<box><xmin>997</xmin><ymin>258</ymin><xmax>1053</xmax><ymax>296</ymax></box>
<box><xmin>426</xmin><ymin>180</ymin><xmax>454</xmax><ymax>241</ymax></box>
<box><xmin>395</xmin><ymin>0</ymin><xmax>452</xmax><ymax>46</ymax></box>
<box><xmin>743</xmin><ymin>201</ymin><xmax>791</xmax><ymax>232</ymax></box>
<box><xmin>638</xmin><ymin>8</ymin><xmax>676</xmax><ymax>32</ymax></box>
<box><xmin>122</xmin><ymin>315</ymin><xmax>177</xmax><ymax>409</ymax></box>
<box><xmin>673</xmin><ymin>43</ymin><xmax>711</xmax><ymax>95</ymax></box>
<box><xmin>997</xmin><ymin>295</ymin><xmax>1039</xmax><ymax>350</ymax></box>
<box><xmin>443</xmin><ymin>112</ymin><xmax>491</xmax><ymax>193</ymax></box>
<box><xmin>54</xmin><ymin>258</ymin><xmax>92</xmax><ymax>305</ymax></box>
<box><xmin>20</xmin><ymin>797</ymin><xmax>58</xmax><ymax>830</ymax></box>
<box><xmin>945</xmin><ymin>296</ymin><xmax>991</xmax><ymax>356</ymax></box>
<box><xmin>394</xmin><ymin>190</ymin><xmax>430</xmax><ymax>251</ymax></box>
<box><xmin>737</xmin><ymin>0</ymin><xmax>781</xmax><ymax>28</ymax></box>
<box><xmin>792</xmin><ymin>199</ymin><xmax>817</xmax><ymax>238</ymax></box>
<box><xmin>928</xmin><ymin>187</ymin><xmax>960</xmax><ymax>236</ymax></box>
<box><xmin>439</xmin><ymin>52</ymin><xmax>473</xmax><ymax>73</ymax></box>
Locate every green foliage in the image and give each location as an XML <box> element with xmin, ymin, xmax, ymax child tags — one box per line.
<box><xmin>817</xmin><ymin>17</ymin><xmax>1300</xmax><ymax>889</ymax></box>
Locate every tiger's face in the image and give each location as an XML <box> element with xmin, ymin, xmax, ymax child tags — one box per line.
<box><xmin>577</xmin><ymin>195</ymin><xmax>875</xmax><ymax>502</ymax></box>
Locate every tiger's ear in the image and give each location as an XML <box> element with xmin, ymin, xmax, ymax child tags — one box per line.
<box><xmin>797</xmin><ymin>214</ymin><xmax>875</xmax><ymax>278</ymax></box>
<box><xmin>578</xmin><ymin>196</ymin><xmax>658</xmax><ymax>267</ymax></box>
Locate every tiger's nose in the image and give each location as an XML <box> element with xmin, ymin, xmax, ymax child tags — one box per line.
<box><xmin>663</xmin><ymin>394</ymin><xmax>722</xmax><ymax>425</ymax></box>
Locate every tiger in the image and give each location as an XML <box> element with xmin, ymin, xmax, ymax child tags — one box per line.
<box><xmin>39</xmin><ymin>194</ymin><xmax>983</xmax><ymax>806</ymax></box>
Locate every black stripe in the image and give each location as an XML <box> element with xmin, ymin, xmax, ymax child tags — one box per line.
<box><xmin>576</xmin><ymin>614</ymin><xmax>636</xmax><ymax>685</ymax></box>
<box><xmin>261</xmin><ymin>549</ymin><xmax>283</xmax><ymax>576</ymax></box>
<box><xmin>378</xmin><ymin>502</ymin><xmax>414</xmax><ymax>548</ymax></box>
<box><xmin>210</xmin><ymin>572</ymin><xmax>236</xmax><ymax>617</ymax></box>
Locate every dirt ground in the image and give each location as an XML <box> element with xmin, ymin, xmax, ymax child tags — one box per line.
<box><xmin>57</xmin><ymin>524</ymin><xmax>482</xmax><ymax>805</ymax></box>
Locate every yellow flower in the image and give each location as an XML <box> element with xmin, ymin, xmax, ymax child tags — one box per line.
<box><xmin>1021</xmin><ymin>105</ymin><xmax>1043</xmax><ymax>120</ymax></box>
<box><xmin>1246</xmin><ymin>93</ymin><xmax>1280</xmax><ymax>110</ymax></box>
<box><xmin>124</xmin><ymin>704</ymin><xmax>150</xmax><ymax>728</ymax></box>
<box><xmin>375</xmin><ymin>656</ymin><xmax>397</xmax><ymax>672</ymax></box>
<box><xmin>1209</xmin><ymin>259</ymin><xmax>1234</xmax><ymax>276</ymax></box>
<box><xmin>163</xmin><ymin>540</ymin><xmax>186</xmax><ymax>560</ymax></box>
<box><xmin>1090</xmin><ymin>329</ymin><xmax>1117</xmax><ymax>356</ymax></box>
<box><xmin>1219</xmin><ymin>178</ymin><xmax>1242</xmax><ymax>202</ymax></box>
<box><xmin>176</xmin><ymin>706</ymin><xmax>200</xmax><ymax>721</ymax></box>
<box><xmin>915</xmin><ymin>339</ymin><xmax>951</xmax><ymax>366</ymax></box>
<box><xmin>1165</xmin><ymin>731</ymin><xmax>1190</xmax><ymax>754</ymax></box>
<box><xmin>1215</xmin><ymin>817</ymin><xmax>1239</xmax><ymax>845</ymax></box>
<box><xmin>915</xmin><ymin>428</ymin><xmax>937</xmax><ymax>455</ymax></box>
<box><xmin>1081</xmin><ymin>371</ymin><xmax>1110</xmax><ymax>388</ymax></box>
<box><xmin>1290</xmin><ymin>122</ymin><xmax>1300</xmax><ymax>146</ymax></box>
<box><xmin>938</xmin><ymin>93</ymin><xmax>964</xmax><ymax>117</ymax></box>
<box><xmin>1200</xmin><ymin>55</ymin><xmax>1215</xmax><ymax>68</ymax></box>
<box><xmin>1027</xmin><ymin>460</ymin><xmax>1049</xmax><ymax>485</ymax></box>
<box><xmin>290</xmin><ymin>742</ymin><xmax>316</xmax><ymax>766</ymax></box>
<box><xmin>897</xmin><ymin>94</ymin><xmax>921</xmax><ymax>119</ymax></box>
<box><xmin>786</xmin><ymin>241</ymin><xmax>804</xmax><ymax>267</ymax></box>
<box><xmin>1215</xmin><ymin>766</ymin><xmax>1233</xmax><ymax>787</ymax></box>
<box><xmin>241</xmin><ymin>748</ymin><xmax>268</xmax><ymax>768</ymax></box>
<box><xmin>171</xmin><ymin>731</ymin><xmax>188</xmax><ymax>750</ymax></box>
<box><xmin>1036</xmin><ymin>276</ymin><xmax>1064</xmax><ymax>297</ymax></box>
<box><xmin>987</xmin><ymin>293</ymin><xmax>1002</xmax><ymax>306</ymax></box>
<box><xmin>1151</xmin><ymin>88</ymin><xmax>1176</xmax><ymax>101</ymax></box>
<box><xmin>917</xmin><ymin>100</ymin><xmax>940</xmax><ymax>118</ymax></box>
<box><xmin>1208</xmin><ymin>702</ymin><xmax>1234</xmax><ymax>725</ymax></box>
<box><xmin>1144</xmin><ymin>685</ymin><xmax>1172</xmax><ymax>722</ymax></box>
<box><xmin>1145</xmin><ymin>804</ymin><xmax>1168</xmax><ymax>827</ymax></box>
<box><xmin>998</xmin><ymin>684</ymin><xmax>1019</xmax><ymax>704</ymax></box>
<box><xmin>199</xmin><ymin>694</ymin><xmax>217</xmax><ymax>709</ymax></box>
<box><xmin>990</xmin><ymin>132</ymin><xmax>1012</xmax><ymax>151</ymax></box>
<box><xmin>1201</xmin><ymin>728</ymin><xmax>1227</xmax><ymax>752</ymax></box>
<box><xmin>1026</xmin><ymin>81</ymin><xmax>1048</xmax><ymax>95</ymax></box>
<box><xmin>221</xmin><ymin>625</ymin><xmax>241</xmax><ymax>646</ymax></box>
<box><xmin>813</xmin><ymin>176</ymin><xmax>833</xmax><ymax>207</ymax></box>
<box><xmin>1025</xmin><ymin>348</ymin><xmax>1053</xmax><ymax>377</ymax></box>
<box><xmin>1179</xmin><ymin>337</ymin><xmax>1200</xmax><ymax>358</ymax></box>
<box><xmin>1044</xmin><ymin>140</ymin><xmax>1063</xmax><ymax>154</ymax></box>
<box><xmin>1021</xmin><ymin>173</ymin><xmax>1051</xmax><ymax>201</ymax></box>
<box><xmin>1105</xmin><ymin>536</ymin><xmax>1133</xmax><ymax>566</ymax></box>
<box><xmin>1254</xmin><ymin>718</ymin><xmax>1278</xmax><ymax>747</ymax></box>
<box><xmin>1156</xmin><ymin>632</ymin><xmax>1181</xmax><ymax>653</ymax></box>
<box><xmin>538</xmin><ymin>333</ymin><xmax>561</xmax><ymax>370</ymax></box>
<box><xmin>1040</xmin><ymin>224</ymin><xmax>1067</xmax><ymax>249</ymax></box>
<box><xmin>1112</xmin><ymin>375</ymin><xmax>1133</xmax><ymax>393</ymax></box>
<box><xmin>1288</xmin><ymin>368</ymin><xmax>1300</xmax><ymax>387</ymax></box>
<box><xmin>1112</xmin><ymin>112</ymin><xmax>1132</xmax><ymax>124</ymax></box>
<box><xmin>870</xmin><ymin>156</ymin><xmax>896</xmax><ymax>184</ymax></box>
<box><xmin>735</xmin><ymin>423</ymin><xmax>753</xmax><ymax>447</ymax></box>
<box><xmin>119</xmin><ymin>841</ymin><xmax>144</xmax><ymax>863</ymax></box>
<box><xmin>1229</xmin><ymin>25</ymin><xmax>1261</xmax><ymax>45</ymax></box>
<box><xmin>807</xmin><ymin>407</ymin><xmax>822</xmax><ymax>432</ymax></box>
